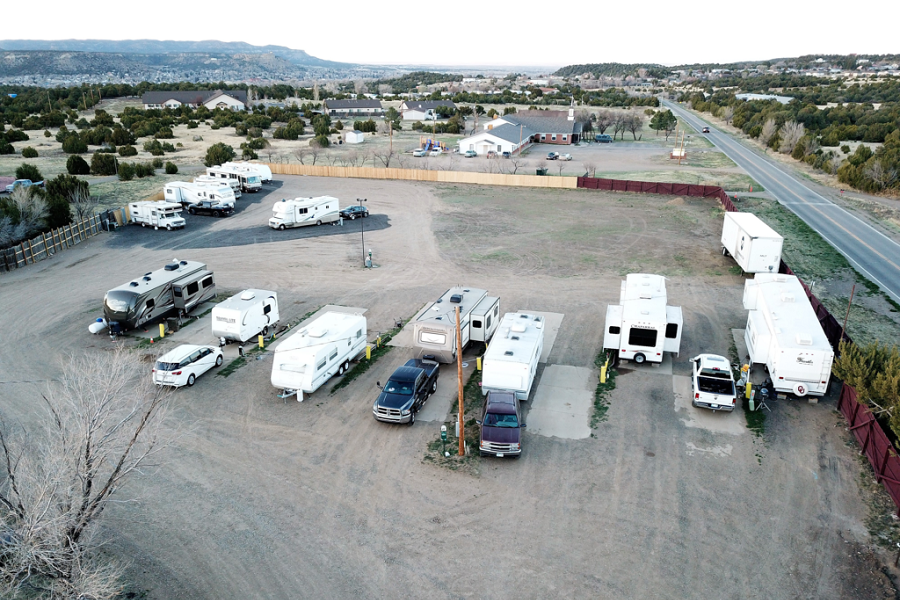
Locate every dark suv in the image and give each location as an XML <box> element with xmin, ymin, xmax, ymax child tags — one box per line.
<box><xmin>477</xmin><ymin>391</ymin><xmax>525</xmax><ymax>458</ymax></box>
<box><xmin>340</xmin><ymin>205</ymin><xmax>369</xmax><ymax>220</ymax></box>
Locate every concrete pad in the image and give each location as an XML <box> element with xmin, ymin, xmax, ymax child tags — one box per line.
<box><xmin>516</xmin><ymin>310</ymin><xmax>564</xmax><ymax>363</ymax></box>
<box><xmin>526</xmin><ymin>365</ymin><xmax>593</xmax><ymax>440</ymax></box>
<box><xmin>416</xmin><ymin>361</ymin><xmax>476</xmax><ymax>423</ymax></box>
<box><xmin>673</xmin><ymin>374</ymin><xmax>746</xmax><ymax>436</ymax></box>
<box><xmin>618</xmin><ymin>353</ymin><xmax>673</xmax><ymax>376</ymax></box>
<box><xmin>388</xmin><ymin>302</ymin><xmax>432</xmax><ymax>349</ymax></box>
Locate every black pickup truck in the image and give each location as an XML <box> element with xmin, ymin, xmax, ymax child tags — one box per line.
<box><xmin>373</xmin><ymin>358</ymin><xmax>440</xmax><ymax>426</ymax></box>
<box><xmin>187</xmin><ymin>201</ymin><xmax>233</xmax><ymax>217</ymax></box>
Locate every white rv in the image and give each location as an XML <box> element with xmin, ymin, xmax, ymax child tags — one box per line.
<box><xmin>206</xmin><ymin>165</ymin><xmax>262</xmax><ymax>192</ymax></box>
<box><xmin>128</xmin><ymin>201</ymin><xmax>185</xmax><ymax>230</ymax></box>
<box><xmin>211</xmin><ymin>290</ymin><xmax>279</xmax><ymax>343</ymax></box>
<box><xmin>481</xmin><ymin>313</ymin><xmax>544</xmax><ymax>401</ymax></box>
<box><xmin>194</xmin><ymin>175</ymin><xmax>241</xmax><ymax>198</ymax></box>
<box><xmin>721</xmin><ymin>212</ymin><xmax>783</xmax><ymax>274</ymax></box>
<box><xmin>164</xmin><ymin>181</ymin><xmax>235</xmax><ymax>208</ymax></box>
<box><xmin>603</xmin><ymin>273</ymin><xmax>683</xmax><ymax>364</ymax></box>
<box><xmin>269</xmin><ymin>197</ymin><xmax>340</xmax><ymax>230</ymax></box>
<box><xmin>743</xmin><ymin>274</ymin><xmax>834</xmax><ymax>397</ymax></box>
<box><xmin>413</xmin><ymin>287</ymin><xmax>501</xmax><ymax>363</ymax></box>
<box><xmin>222</xmin><ymin>161</ymin><xmax>273</xmax><ymax>183</ymax></box>
<box><xmin>271</xmin><ymin>311</ymin><xmax>367</xmax><ymax>400</ymax></box>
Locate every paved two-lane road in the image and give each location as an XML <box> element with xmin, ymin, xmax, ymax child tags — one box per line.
<box><xmin>663</xmin><ymin>100</ymin><xmax>900</xmax><ymax>303</ymax></box>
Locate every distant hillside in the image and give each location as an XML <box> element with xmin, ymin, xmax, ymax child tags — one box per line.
<box><xmin>554</xmin><ymin>63</ymin><xmax>672</xmax><ymax>79</ymax></box>
<box><xmin>0</xmin><ymin>39</ymin><xmax>350</xmax><ymax>68</ymax></box>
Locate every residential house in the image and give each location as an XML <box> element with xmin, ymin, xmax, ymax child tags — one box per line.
<box><xmin>457</xmin><ymin>122</ymin><xmax>535</xmax><ymax>156</ymax></box>
<box><xmin>399</xmin><ymin>100</ymin><xmax>458</xmax><ymax>121</ymax></box>
<box><xmin>142</xmin><ymin>90</ymin><xmax>248</xmax><ymax>111</ymax></box>
<box><xmin>324</xmin><ymin>99</ymin><xmax>384</xmax><ymax>117</ymax></box>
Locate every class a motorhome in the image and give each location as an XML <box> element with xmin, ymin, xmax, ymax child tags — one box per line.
<box><xmin>164</xmin><ymin>181</ymin><xmax>235</xmax><ymax>208</ymax></box>
<box><xmin>603</xmin><ymin>273</ymin><xmax>683</xmax><ymax>364</ymax></box>
<box><xmin>194</xmin><ymin>175</ymin><xmax>241</xmax><ymax>198</ymax></box>
<box><xmin>103</xmin><ymin>260</ymin><xmax>216</xmax><ymax>333</ymax></box>
<box><xmin>481</xmin><ymin>313</ymin><xmax>544</xmax><ymax>401</ymax></box>
<box><xmin>721</xmin><ymin>212</ymin><xmax>784</xmax><ymax>274</ymax></box>
<box><xmin>413</xmin><ymin>287</ymin><xmax>500</xmax><ymax>363</ymax></box>
<box><xmin>212</xmin><ymin>289</ymin><xmax>279</xmax><ymax>343</ymax></box>
<box><xmin>271</xmin><ymin>311</ymin><xmax>367</xmax><ymax>400</ymax></box>
<box><xmin>743</xmin><ymin>273</ymin><xmax>834</xmax><ymax>397</ymax></box>
<box><xmin>269</xmin><ymin>197</ymin><xmax>340</xmax><ymax>230</ymax></box>
<box><xmin>222</xmin><ymin>161</ymin><xmax>273</xmax><ymax>183</ymax></box>
<box><xmin>127</xmin><ymin>201</ymin><xmax>186</xmax><ymax>230</ymax></box>
<box><xmin>206</xmin><ymin>164</ymin><xmax>262</xmax><ymax>192</ymax></box>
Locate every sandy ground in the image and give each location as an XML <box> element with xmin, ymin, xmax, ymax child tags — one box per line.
<box><xmin>0</xmin><ymin>174</ymin><xmax>896</xmax><ymax>598</ymax></box>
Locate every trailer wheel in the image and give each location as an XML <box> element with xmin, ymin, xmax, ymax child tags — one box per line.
<box><xmin>338</xmin><ymin>362</ymin><xmax>345</xmax><ymax>375</ymax></box>
<box><xmin>187</xmin><ymin>374</ymin><xmax>196</xmax><ymax>387</ymax></box>
<box><xmin>279</xmin><ymin>224</ymin><xmax>286</xmax><ymax>231</ymax></box>
<box><xmin>342</xmin><ymin>359</ymin><xmax>350</xmax><ymax>373</ymax></box>
<box><xmin>316</xmin><ymin>220</ymin><xmax>322</xmax><ymax>226</ymax></box>
<box><xmin>722</xmin><ymin>246</ymin><xmax>729</xmax><ymax>256</ymax></box>
<box><xmin>154</xmin><ymin>225</ymin><xmax>159</xmax><ymax>230</ymax></box>
<box><xmin>633</xmin><ymin>353</ymin><xmax>646</xmax><ymax>364</ymax></box>
<box><xmin>215</xmin><ymin>355</ymin><xmax>223</xmax><ymax>367</ymax></box>
<box><xmin>141</xmin><ymin>222</ymin><xmax>146</xmax><ymax>228</ymax></box>
<box><xmin>261</xmin><ymin>325</ymin><xmax>269</xmax><ymax>337</ymax></box>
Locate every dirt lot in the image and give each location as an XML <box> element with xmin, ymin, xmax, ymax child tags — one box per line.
<box><xmin>0</xmin><ymin>176</ymin><xmax>896</xmax><ymax>599</ymax></box>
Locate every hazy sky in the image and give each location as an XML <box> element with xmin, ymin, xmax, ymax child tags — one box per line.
<box><xmin>5</xmin><ymin>0</ymin><xmax>898</xmax><ymax>68</ymax></box>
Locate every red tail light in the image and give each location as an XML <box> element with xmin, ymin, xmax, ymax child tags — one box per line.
<box><xmin>173</xmin><ymin>371</ymin><xmax>182</xmax><ymax>375</ymax></box>
<box><xmin>694</xmin><ymin>393</ymin><xmax>699</xmax><ymax>399</ymax></box>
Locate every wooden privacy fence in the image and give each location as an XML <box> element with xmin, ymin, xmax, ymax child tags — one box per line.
<box><xmin>267</xmin><ymin>163</ymin><xmax>578</xmax><ymax>189</ymax></box>
<box><xmin>1</xmin><ymin>214</ymin><xmax>104</xmax><ymax>272</ymax></box>
<box><xmin>576</xmin><ymin>175</ymin><xmax>900</xmax><ymax>512</ymax></box>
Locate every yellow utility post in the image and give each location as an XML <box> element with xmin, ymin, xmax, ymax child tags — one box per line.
<box><xmin>745</xmin><ymin>381</ymin><xmax>753</xmax><ymax>399</ymax></box>
<box><xmin>258</xmin><ymin>335</ymin><xmax>264</xmax><ymax>349</ymax></box>
<box><xmin>476</xmin><ymin>356</ymin><xmax>482</xmax><ymax>371</ymax></box>
<box><xmin>366</xmin><ymin>345</ymin><xmax>371</xmax><ymax>360</ymax></box>
<box><xmin>159</xmin><ymin>323</ymin><xmax>165</xmax><ymax>339</ymax></box>
<box><xmin>376</xmin><ymin>335</ymin><xmax>381</xmax><ymax>348</ymax></box>
<box><xmin>600</xmin><ymin>354</ymin><xmax>610</xmax><ymax>383</ymax></box>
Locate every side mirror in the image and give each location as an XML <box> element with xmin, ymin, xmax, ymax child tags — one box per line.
<box><xmin>376</xmin><ymin>381</ymin><xmax>382</xmax><ymax>389</ymax></box>
<box><xmin>475</xmin><ymin>420</ymin><xmax>482</xmax><ymax>425</ymax></box>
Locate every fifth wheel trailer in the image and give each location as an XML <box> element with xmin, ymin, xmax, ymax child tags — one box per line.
<box><xmin>721</xmin><ymin>212</ymin><xmax>783</xmax><ymax>274</ymax></box>
<box><xmin>742</xmin><ymin>273</ymin><xmax>834</xmax><ymax>397</ymax></box>
<box><xmin>603</xmin><ymin>273</ymin><xmax>683</xmax><ymax>364</ymax></box>
<box><xmin>481</xmin><ymin>312</ymin><xmax>544</xmax><ymax>401</ymax></box>
<box><xmin>413</xmin><ymin>287</ymin><xmax>500</xmax><ymax>363</ymax></box>
<box><xmin>271</xmin><ymin>311</ymin><xmax>367</xmax><ymax>400</ymax></box>
<box><xmin>211</xmin><ymin>290</ymin><xmax>279</xmax><ymax>343</ymax></box>
<box><xmin>103</xmin><ymin>260</ymin><xmax>215</xmax><ymax>333</ymax></box>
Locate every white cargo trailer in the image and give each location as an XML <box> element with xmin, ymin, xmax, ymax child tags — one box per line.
<box><xmin>127</xmin><ymin>201</ymin><xmax>185</xmax><ymax>230</ymax></box>
<box><xmin>164</xmin><ymin>181</ymin><xmax>235</xmax><ymax>208</ymax></box>
<box><xmin>413</xmin><ymin>287</ymin><xmax>500</xmax><ymax>363</ymax></box>
<box><xmin>271</xmin><ymin>311</ymin><xmax>367</xmax><ymax>400</ymax></box>
<box><xmin>269</xmin><ymin>197</ymin><xmax>340</xmax><ymax>229</ymax></box>
<box><xmin>742</xmin><ymin>274</ymin><xmax>834</xmax><ymax>397</ymax></box>
<box><xmin>603</xmin><ymin>273</ymin><xmax>683</xmax><ymax>364</ymax></box>
<box><xmin>481</xmin><ymin>312</ymin><xmax>544</xmax><ymax>400</ymax></box>
<box><xmin>721</xmin><ymin>212</ymin><xmax>783</xmax><ymax>274</ymax></box>
<box><xmin>211</xmin><ymin>289</ymin><xmax>279</xmax><ymax>343</ymax></box>
<box><xmin>193</xmin><ymin>175</ymin><xmax>241</xmax><ymax>198</ymax></box>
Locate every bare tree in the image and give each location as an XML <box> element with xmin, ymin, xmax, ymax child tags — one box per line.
<box><xmin>378</xmin><ymin>84</ymin><xmax>392</xmax><ymax>96</ymax></box>
<box><xmin>613</xmin><ymin>112</ymin><xmax>628</xmax><ymax>141</ymax></box>
<box><xmin>778</xmin><ymin>120</ymin><xmax>804</xmax><ymax>154</ymax></box>
<box><xmin>721</xmin><ymin>106</ymin><xmax>734</xmax><ymax>125</ymax></box>
<box><xmin>374</xmin><ymin>148</ymin><xmax>395</xmax><ymax>168</ymax></box>
<box><xmin>828</xmin><ymin>157</ymin><xmax>842</xmax><ymax>176</ymax></box>
<box><xmin>0</xmin><ymin>186</ymin><xmax>48</xmax><ymax>247</ymax></box>
<box><xmin>865</xmin><ymin>161</ymin><xmax>898</xmax><ymax>189</ymax></box>
<box><xmin>328</xmin><ymin>152</ymin><xmax>341</xmax><ymax>166</ymax></box>
<box><xmin>354</xmin><ymin>80</ymin><xmax>368</xmax><ymax>95</ymax></box>
<box><xmin>803</xmin><ymin>136</ymin><xmax>821</xmax><ymax>157</ymax></box>
<box><xmin>396</xmin><ymin>154</ymin><xmax>408</xmax><ymax>169</ymax></box>
<box><xmin>626</xmin><ymin>114</ymin><xmax>644</xmax><ymax>140</ymax></box>
<box><xmin>0</xmin><ymin>347</ymin><xmax>172</xmax><ymax>598</ymax></box>
<box><xmin>293</xmin><ymin>148</ymin><xmax>310</xmax><ymax>165</ymax></box>
<box><xmin>595</xmin><ymin>110</ymin><xmax>613</xmax><ymax>135</ymax></box>
<box><xmin>341</xmin><ymin>151</ymin><xmax>358</xmax><ymax>167</ymax></box>
<box><xmin>69</xmin><ymin>187</ymin><xmax>100</xmax><ymax>222</ymax></box>
<box><xmin>582</xmin><ymin>161</ymin><xmax>598</xmax><ymax>178</ymax></box>
<box><xmin>508</xmin><ymin>158</ymin><xmax>525</xmax><ymax>175</ymax></box>
<box><xmin>759</xmin><ymin>118</ymin><xmax>777</xmax><ymax>148</ymax></box>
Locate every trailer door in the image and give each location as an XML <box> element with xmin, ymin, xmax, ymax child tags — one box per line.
<box><xmin>460</xmin><ymin>317</ymin><xmax>470</xmax><ymax>348</ymax></box>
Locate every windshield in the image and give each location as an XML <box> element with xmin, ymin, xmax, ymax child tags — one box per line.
<box><xmin>248</xmin><ymin>175</ymin><xmax>261</xmax><ymax>184</ymax></box>
<box><xmin>383</xmin><ymin>380</ymin><xmax>414</xmax><ymax>395</ymax></box>
<box><xmin>484</xmin><ymin>412</ymin><xmax>518</xmax><ymax>427</ymax></box>
<box><xmin>104</xmin><ymin>290</ymin><xmax>138</xmax><ymax>313</ymax></box>
<box><xmin>155</xmin><ymin>361</ymin><xmax>179</xmax><ymax>371</ymax></box>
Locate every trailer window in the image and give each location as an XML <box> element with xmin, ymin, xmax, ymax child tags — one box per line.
<box><xmin>202</xmin><ymin>277</ymin><xmax>214</xmax><ymax>288</ymax></box>
<box><xmin>472</xmin><ymin>320</ymin><xmax>482</xmax><ymax>329</ymax></box>
<box><xmin>317</xmin><ymin>358</ymin><xmax>327</xmax><ymax>371</ymax></box>
<box><xmin>173</xmin><ymin>287</ymin><xmax>183</xmax><ymax>297</ymax></box>
<box><xmin>628</xmin><ymin>328</ymin><xmax>657</xmax><ymax>347</ymax></box>
<box><xmin>420</xmin><ymin>331</ymin><xmax>446</xmax><ymax>345</ymax></box>
<box><xmin>356</xmin><ymin>329</ymin><xmax>362</xmax><ymax>339</ymax></box>
<box><xmin>186</xmin><ymin>282</ymin><xmax>199</xmax><ymax>296</ymax></box>
<box><xmin>608</xmin><ymin>326</ymin><xmax>620</xmax><ymax>335</ymax></box>
<box><xmin>665</xmin><ymin>323</ymin><xmax>679</xmax><ymax>339</ymax></box>
<box><xmin>299</xmin><ymin>208</ymin><xmax>308</xmax><ymax>214</ymax></box>
<box><xmin>329</xmin><ymin>349</ymin><xmax>338</xmax><ymax>361</ymax></box>
<box><xmin>264</xmin><ymin>304</ymin><xmax>272</xmax><ymax>315</ymax></box>
<box><xmin>486</xmin><ymin>315</ymin><xmax>492</xmax><ymax>329</ymax></box>
<box><xmin>146</xmin><ymin>299</ymin><xmax>155</xmax><ymax>309</ymax></box>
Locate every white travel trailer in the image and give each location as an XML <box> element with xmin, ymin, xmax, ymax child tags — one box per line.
<box><xmin>271</xmin><ymin>311</ymin><xmax>367</xmax><ymax>400</ymax></box>
<box><xmin>269</xmin><ymin>197</ymin><xmax>340</xmax><ymax>229</ymax></box>
<box><xmin>164</xmin><ymin>181</ymin><xmax>235</xmax><ymax>208</ymax></box>
<box><xmin>413</xmin><ymin>287</ymin><xmax>501</xmax><ymax>363</ymax></box>
<box><xmin>721</xmin><ymin>212</ymin><xmax>784</xmax><ymax>274</ymax></box>
<box><xmin>603</xmin><ymin>273</ymin><xmax>683</xmax><ymax>364</ymax></box>
<box><xmin>481</xmin><ymin>312</ymin><xmax>544</xmax><ymax>401</ymax></box>
<box><xmin>206</xmin><ymin>165</ymin><xmax>262</xmax><ymax>192</ymax></box>
<box><xmin>222</xmin><ymin>161</ymin><xmax>273</xmax><ymax>183</ymax></box>
<box><xmin>211</xmin><ymin>289</ymin><xmax>279</xmax><ymax>343</ymax></box>
<box><xmin>127</xmin><ymin>201</ymin><xmax>185</xmax><ymax>230</ymax></box>
<box><xmin>743</xmin><ymin>273</ymin><xmax>834</xmax><ymax>397</ymax></box>
<box><xmin>194</xmin><ymin>175</ymin><xmax>241</xmax><ymax>198</ymax></box>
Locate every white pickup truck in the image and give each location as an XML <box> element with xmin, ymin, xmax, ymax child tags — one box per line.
<box><xmin>691</xmin><ymin>354</ymin><xmax>737</xmax><ymax>412</ymax></box>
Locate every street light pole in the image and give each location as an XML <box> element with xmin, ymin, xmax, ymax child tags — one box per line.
<box><xmin>358</xmin><ymin>198</ymin><xmax>367</xmax><ymax>267</ymax></box>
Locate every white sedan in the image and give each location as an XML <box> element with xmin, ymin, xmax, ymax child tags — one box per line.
<box><xmin>412</xmin><ymin>148</ymin><xmax>427</xmax><ymax>157</ymax></box>
<box><xmin>559</xmin><ymin>153</ymin><xmax>573</xmax><ymax>161</ymax></box>
<box><xmin>153</xmin><ymin>344</ymin><xmax>224</xmax><ymax>387</ymax></box>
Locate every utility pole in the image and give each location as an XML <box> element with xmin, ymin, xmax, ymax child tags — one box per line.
<box><xmin>358</xmin><ymin>198</ymin><xmax>367</xmax><ymax>267</ymax></box>
<box><xmin>389</xmin><ymin>119</ymin><xmax>393</xmax><ymax>153</ymax></box>
<box><xmin>456</xmin><ymin>306</ymin><xmax>464</xmax><ymax>456</ymax></box>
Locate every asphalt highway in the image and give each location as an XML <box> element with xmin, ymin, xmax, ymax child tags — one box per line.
<box><xmin>663</xmin><ymin>100</ymin><xmax>900</xmax><ymax>303</ymax></box>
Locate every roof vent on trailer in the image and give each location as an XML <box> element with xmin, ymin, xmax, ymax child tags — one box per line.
<box><xmin>511</xmin><ymin>324</ymin><xmax>526</xmax><ymax>333</ymax></box>
<box><xmin>510</xmin><ymin>336</ymin><xmax>520</xmax><ymax>341</ymax></box>
<box><xmin>450</xmin><ymin>294</ymin><xmax>463</xmax><ymax>303</ymax></box>
<box><xmin>796</xmin><ymin>333</ymin><xmax>813</xmax><ymax>346</ymax></box>
<box><xmin>164</xmin><ymin>263</ymin><xmax>180</xmax><ymax>271</ymax></box>
<box><xmin>129</xmin><ymin>281</ymin><xmax>139</xmax><ymax>287</ymax></box>
<box><xmin>241</xmin><ymin>291</ymin><xmax>256</xmax><ymax>301</ymax></box>
<box><xmin>180</xmin><ymin>260</ymin><xmax>188</xmax><ymax>266</ymax></box>
<box><xmin>504</xmin><ymin>351</ymin><xmax>514</xmax><ymax>356</ymax></box>
<box><xmin>781</xmin><ymin>293</ymin><xmax>795</xmax><ymax>303</ymax></box>
<box><xmin>143</xmin><ymin>276</ymin><xmax>151</xmax><ymax>281</ymax></box>
<box><xmin>309</xmin><ymin>328</ymin><xmax>327</xmax><ymax>338</ymax></box>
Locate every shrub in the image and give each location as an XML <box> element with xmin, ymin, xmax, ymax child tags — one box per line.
<box><xmin>75</xmin><ymin>118</ymin><xmax>90</xmax><ymax>130</ymax></box>
<box><xmin>96</xmin><ymin>145</ymin><xmax>117</xmax><ymax>154</ymax></box>
<box><xmin>187</xmin><ymin>120</ymin><xmax>199</xmax><ymax>129</ymax></box>
<box><xmin>151</xmin><ymin>157</ymin><xmax>163</xmax><ymax>169</ymax></box>
<box><xmin>247</xmin><ymin>127</ymin><xmax>263</xmax><ymax>139</ymax></box>
<box><xmin>90</xmin><ymin>152</ymin><xmax>118</xmax><ymax>176</ymax></box>
<box><xmin>66</xmin><ymin>154</ymin><xmax>91</xmax><ymax>175</ymax></box>
<box><xmin>44</xmin><ymin>130</ymin><xmax>51</xmax><ymax>138</ymax></box>
<box><xmin>143</xmin><ymin>140</ymin><xmax>166</xmax><ymax>156</ymax></box>
<box><xmin>62</xmin><ymin>135</ymin><xmax>88</xmax><ymax>154</ymax></box>
<box><xmin>154</xmin><ymin>127</ymin><xmax>174</xmax><ymax>139</ymax></box>
<box><xmin>21</xmin><ymin>146</ymin><xmax>38</xmax><ymax>158</ymax></box>
<box><xmin>15</xmin><ymin>163</ymin><xmax>43</xmax><ymax>182</ymax></box>
<box><xmin>240</xmin><ymin>144</ymin><xmax>259</xmax><ymax>160</ymax></box>
<box><xmin>162</xmin><ymin>142</ymin><xmax>176</xmax><ymax>152</ymax></box>
<box><xmin>118</xmin><ymin>144</ymin><xmax>138</xmax><ymax>157</ymax></box>
<box><xmin>135</xmin><ymin>163</ymin><xmax>155</xmax><ymax>178</ymax></box>
<box><xmin>165</xmin><ymin>161</ymin><xmax>178</xmax><ymax>174</ymax></box>
<box><xmin>244</xmin><ymin>137</ymin><xmax>268</xmax><ymax>150</ymax></box>
<box><xmin>118</xmin><ymin>162</ymin><xmax>135</xmax><ymax>181</ymax></box>
<box><xmin>335</xmin><ymin>120</ymin><xmax>344</xmax><ymax>131</ymax></box>
<box><xmin>5</xmin><ymin>129</ymin><xmax>29</xmax><ymax>143</ymax></box>
<box><xmin>110</xmin><ymin>127</ymin><xmax>135</xmax><ymax>146</ymax></box>
<box><xmin>311</xmin><ymin>135</ymin><xmax>330</xmax><ymax>148</ymax></box>
<box><xmin>841</xmin><ymin>144</ymin><xmax>851</xmax><ymax>154</ymax></box>
<box><xmin>0</xmin><ymin>141</ymin><xmax>14</xmax><ymax>154</ymax></box>
<box><xmin>204</xmin><ymin>142</ymin><xmax>235</xmax><ymax>167</ymax></box>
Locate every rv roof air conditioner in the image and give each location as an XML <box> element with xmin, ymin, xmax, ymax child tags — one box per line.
<box><xmin>164</xmin><ymin>263</ymin><xmax>180</xmax><ymax>271</ymax></box>
<box><xmin>241</xmin><ymin>291</ymin><xmax>256</xmax><ymax>301</ymax></box>
<box><xmin>450</xmin><ymin>294</ymin><xmax>463</xmax><ymax>303</ymax></box>
<box><xmin>129</xmin><ymin>282</ymin><xmax>139</xmax><ymax>287</ymax></box>
<box><xmin>796</xmin><ymin>333</ymin><xmax>813</xmax><ymax>346</ymax></box>
<box><xmin>309</xmin><ymin>328</ymin><xmax>327</xmax><ymax>338</ymax></box>
<box><xmin>143</xmin><ymin>276</ymin><xmax>151</xmax><ymax>281</ymax></box>
<box><xmin>512</xmin><ymin>324</ymin><xmax>526</xmax><ymax>333</ymax></box>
